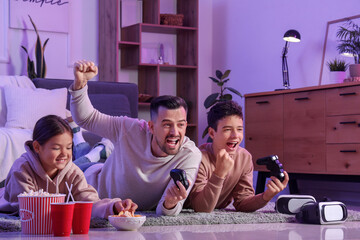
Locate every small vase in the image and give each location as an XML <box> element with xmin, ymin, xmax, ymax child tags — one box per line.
<box><xmin>329</xmin><ymin>71</ymin><xmax>346</xmax><ymax>84</ymax></box>
<box><xmin>349</xmin><ymin>64</ymin><xmax>360</xmax><ymax>77</ymax></box>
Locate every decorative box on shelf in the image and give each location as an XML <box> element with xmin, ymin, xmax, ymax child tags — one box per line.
<box><xmin>138</xmin><ymin>93</ymin><xmax>153</xmax><ymax>103</ymax></box>
<box><xmin>160</xmin><ymin>14</ymin><xmax>184</xmax><ymax>26</ymax></box>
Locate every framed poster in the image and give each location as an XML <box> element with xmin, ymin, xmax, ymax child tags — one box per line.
<box><xmin>9</xmin><ymin>0</ymin><xmax>70</xmax><ymax>33</ymax></box>
<box><xmin>0</xmin><ymin>0</ymin><xmax>8</xmax><ymax>62</ymax></box>
<box><xmin>319</xmin><ymin>14</ymin><xmax>360</xmax><ymax>85</ymax></box>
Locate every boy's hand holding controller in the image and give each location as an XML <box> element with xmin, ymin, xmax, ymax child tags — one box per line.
<box><xmin>213</xmin><ymin>149</ymin><xmax>234</xmax><ymax>178</ymax></box>
<box><xmin>256</xmin><ymin>155</ymin><xmax>289</xmax><ymax>201</ymax></box>
<box><xmin>164</xmin><ymin>169</ymin><xmax>190</xmax><ymax>210</ymax></box>
<box><xmin>73</xmin><ymin>60</ymin><xmax>98</xmax><ymax>90</ymax></box>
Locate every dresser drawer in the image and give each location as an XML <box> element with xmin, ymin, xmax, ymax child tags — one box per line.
<box><xmin>283</xmin><ymin>90</ymin><xmax>326</xmax><ymax>173</ymax></box>
<box><xmin>326</xmin><ymin>115</ymin><xmax>360</xmax><ymax>143</ymax></box>
<box><xmin>326</xmin><ymin>86</ymin><xmax>360</xmax><ymax>116</ymax></box>
<box><xmin>327</xmin><ymin>144</ymin><xmax>360</xmax><ymax>174</ymax></box>
<box><xmin>245</xmin><ymin>95</ymin><xmax>283</xmax><ymax>171</ymax></box>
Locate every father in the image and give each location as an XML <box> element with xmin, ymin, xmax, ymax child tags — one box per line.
<box><xmin>69</xmin><ymin>60</ymin><xmax>201</xmax><ymax>216</ymax></box>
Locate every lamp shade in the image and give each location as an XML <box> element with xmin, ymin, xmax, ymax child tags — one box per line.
<box><xmin>283</xmin><ymin>29</ymin><xmax>301</xmax><ymax>42</ymax></box>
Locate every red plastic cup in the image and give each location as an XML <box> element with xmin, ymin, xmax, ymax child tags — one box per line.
<box><xmin>50</xmin><ymin>202</ymin><xmax>75</xmax><ymax>237</ymax></box>
<box><xmin>72</xmin><ymin>201</ymin><xmax>93</xmax><ymax>234</ymax></box>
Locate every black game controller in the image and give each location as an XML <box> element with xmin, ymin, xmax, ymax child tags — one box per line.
<box><xmin>170</xmin><ymin>169</ymin><xmax>189</xmax><ymax>190</ymax></box>
<box><xmin>256</xmin><ymin>155</ymin><xmax>285</xmax><ymax>182</ymax></box>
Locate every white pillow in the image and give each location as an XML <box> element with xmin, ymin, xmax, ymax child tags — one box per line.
<box><xmin>0</xmin><ymin>75</ymin><xmax>36</xmax><ymax>127</ymax></box>
<box><xmin>4</xmin><ymin>86</ymin><xmax>67</xmax><ymax>129</ymax></box>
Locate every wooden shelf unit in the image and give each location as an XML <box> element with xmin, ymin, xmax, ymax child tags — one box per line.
<box><xmin>99</xmin><ymin>0</ymin><xmax>199</xmax><ymax>144</ymax></box>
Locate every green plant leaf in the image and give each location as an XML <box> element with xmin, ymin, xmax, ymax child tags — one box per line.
<box><xmin>35</xmin><ymin>38</ymin><xmax>43</xmax><ymax>78</ymax></box>
<box><xmin>28</xmin><ymin>15</ymin><xmax>39</xmax><ymax>34</ymax></box>
<box><xmin>223</xmin><ymin>78</ymin><xmax>229</xmax><ymax>83</ymax></box>
<box><xmin>217</xmin><ymin>82</ymin><xmax>224</xmax><ymax>87</ymax></box>
<box><xmin>204</xmin><ymin>93</ymin><xmax>219</xmax><ymax>108</ymax></box>
<box><xmin>220</xmin><ymin>94</ymin><xmax>232</xmax><ymax>101</ymax></box>
<box><xmin>216</xmin><ymin>70</ymin><xmax>223</xmax><ymax>80</ymax></box>
<box><xmin>225</xmin><ymin>87</ymin><xmax>243</xmax><ymax>97</ymax></box>
<box><xmin>41</xmin><ymin>38</ymin><xmax>49</xmax><ymax>78</ymax></box>
<box><xmin>336</xmin><ymin>20</ymin><xmax>360</xmax><ymax>64</ymax></box>
<box><xmin>209</xmin><ymin>77</ymin><xmax>220</xmax><ymax>83</ymax></box>
<box><xmin>202</xmin><ymin>126</ymin><xmax>209</xmax><ymax>139</ymax></box>
<box><xmin>21</xmin><ymin>46</ymin><xmax>36</xmax><ymax>79</ymax></box>
<box><xmin>29</xmin><ymin>15</ymin><xmax>44</xmax><ymax>78</ymax></box>
<box><xmin>221</xmin><ymin>70</ymin><xmax>231</xmax><ymax>80</ymax></box>
<box><xmin>29</xmin><ymin>61</ymin><xmax>36</xmax><ymax>79</ymax></box>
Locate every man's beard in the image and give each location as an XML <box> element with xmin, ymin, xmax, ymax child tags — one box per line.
<box><xmin>155</xmin><ymin>135</ymin><xmax>181</xmax><ymax>156</ymax></box>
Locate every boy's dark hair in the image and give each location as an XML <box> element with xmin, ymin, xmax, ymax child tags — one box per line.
<box><xmin>150</xmin><ymin>95</ymin><xmax>188</xmax><ymax>121</ymax></box>
<box><xmin>207</xmin><ymin>101</ymin><xmax>243</xmax><ymax>131</ymax></box>
<box><xmin>32</xmin><ymin>115</ymin><xmax>73</xmax><ymax>146</ymax></box>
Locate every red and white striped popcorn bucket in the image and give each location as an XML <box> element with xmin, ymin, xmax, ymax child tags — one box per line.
<box><xmin>18</xmin><ymin>194</ymin><xmax>65</xmax><ymax>235</ymax></box>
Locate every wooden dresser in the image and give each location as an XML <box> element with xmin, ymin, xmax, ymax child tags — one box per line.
<box><xmin>244</xmin><ymin>82</ymin><xmax>360</xmax><ymax>194</ymax></box>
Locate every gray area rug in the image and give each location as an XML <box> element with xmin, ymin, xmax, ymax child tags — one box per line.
<box><xmin>1</xmin><ymin>202</ymin><xmax>360</xmax><ymax>232</ymax></box>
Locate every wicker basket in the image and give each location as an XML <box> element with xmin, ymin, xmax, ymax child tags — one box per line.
<box><xmin>160</xmin><ymin>14</ymin><xmax>184</xmax><ymax>26</ymax></box>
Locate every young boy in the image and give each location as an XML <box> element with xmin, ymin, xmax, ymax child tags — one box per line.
<box><xmin>186</xmin><ymin>100</ymin><xmax>289</xmax><ymax>212</ymax></box>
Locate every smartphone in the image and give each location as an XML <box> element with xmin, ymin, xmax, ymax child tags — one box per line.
<box><xmin>170</xmin><ymin>169</ymin><xmax>189</xmax><ymax>190</ymax></box>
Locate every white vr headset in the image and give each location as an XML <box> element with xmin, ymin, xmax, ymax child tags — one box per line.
<box><xmin>295</xmin><ymin>201</ymin><xmax>348</xmax><ymax>225</ymax></box>
<box><xmin>275</xmin><ymin>195</ymin><xmax>316</xmax><ymax>214</ymax></box>
<box><xmin>276</xmin><ymin>195</ymin><xmax>348</xmax><ymax>225</ymax></box>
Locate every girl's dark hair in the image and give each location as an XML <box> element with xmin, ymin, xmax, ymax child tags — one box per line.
<box><xmin>207</xmin><ymin>101</ymin><xmax>243</xmax><ymax>131</ymax></box>
<box><xmin>32</xmin><ymin>115</ymin><xmax>73</xmax><ymax>146</ymax></box>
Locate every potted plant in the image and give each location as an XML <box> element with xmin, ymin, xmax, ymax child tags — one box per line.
<box><xmin>326</xmin><ymin>58</ymin><xmax>348</xmax><ymax>83</ymax></box>
<box><xmin>202</xmin><ymin>69</ymin><xmax>242</xmax><ymax>138</ymax></box>
<box><xmin>336</xmin><ymin>20</ymin><xmax>360</xmax><ymax>77</ymax></box>
<box><xmin>21</xmin><ymin>15</ymin><xmax>49</xmax><ymax>79</ymax></box>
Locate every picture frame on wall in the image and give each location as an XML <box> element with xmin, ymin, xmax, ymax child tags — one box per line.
<box><xmin>9</xmin><ymin>0</ymin><xmax>70</xmax><ymax>33</ymax></box>
<box><xmin>319</xmin><ymin>14</ymin><xmax>360</xmax><ymax>85</ymax></box>
<box><xmin>0</xmin><ymin>0</ymin><xmax>8</xmax><ymax>63</ymax></box>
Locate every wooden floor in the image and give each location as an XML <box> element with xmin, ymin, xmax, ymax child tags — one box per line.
<box><xmin>1</xmin><ymin>221</ymin><xmax>359</xmax><ymax>240</ymax></box>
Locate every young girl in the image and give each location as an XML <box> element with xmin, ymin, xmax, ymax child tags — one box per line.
<box><xmin>0</xmin><ymin>115</ymin><xmax>137</xmax><ymax>218</ymax></box>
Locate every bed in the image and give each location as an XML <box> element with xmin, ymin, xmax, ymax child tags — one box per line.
<box><xmin>0</xmin><ymin>76</ymin><xmax>138</xmax><ymax>184</ymax></box>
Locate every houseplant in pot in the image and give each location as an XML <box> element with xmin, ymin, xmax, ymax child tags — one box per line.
<box><xmin>327</xmin><ymin>58</ymin><xmax>348</xmax><ymax>83</ymax></box>
<box><xmin>336</xmin><ymin>20</ymin><xmax>360</xmax><ymax>77</ymax></box>
<box><xmin>21</xmin><ymin>15</ymin><xmax>49</xmax><ymax>79</ymax></box>
<box><xmin>202</xmin><ymin>69</ymin><xmax>242</xmax><ymax>139</ymax></box>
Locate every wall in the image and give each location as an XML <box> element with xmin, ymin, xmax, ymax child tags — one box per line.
<box><xmin>208</xmin><ymin>0</ymin><xmax>360</xmax><ymax>203</ymax></box>
<box><xmin>0</xmin><ymin>0</ymin><xmax>98</xmax><ymax>81</ymax></box>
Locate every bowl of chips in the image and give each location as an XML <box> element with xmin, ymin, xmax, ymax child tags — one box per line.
<box><xmin>108</xmin><ymin>211</ymin><xmax>146</xmax><ymax>231</ymax></box>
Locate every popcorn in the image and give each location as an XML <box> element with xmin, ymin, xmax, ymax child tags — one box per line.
<box><xmin>18</xmin><ymin>189</ymin><xmax>62</xmax><ymax>197</ymax></box>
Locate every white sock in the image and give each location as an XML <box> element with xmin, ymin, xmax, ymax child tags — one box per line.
<box><xmin>67</xmin><ymin>121</ymin><xmax>86</xmax><ymax>146</ymax></box>
<box><xmin>84</xmin><ymin>145</ymin><xmax>104</xmax><ymax>162</ymax></box>
<box><xmin>73</xmin><ymin>129</ymin><xmax>86</xmax><ymax>146</ymax></box>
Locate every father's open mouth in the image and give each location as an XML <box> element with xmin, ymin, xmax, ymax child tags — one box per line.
<box><xmin>166</xmin><ymin>138</ymin><xmax>180</xmax><ymax>148</ymax></box>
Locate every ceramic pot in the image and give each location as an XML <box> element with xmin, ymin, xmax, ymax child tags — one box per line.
<box><xmin>349</xmin><ymin>64</ymin><xmax>360</xmax><ymax>77</ymax></box>
<box><xmin>329</xmin><ymin>71</ymin><xmax>346</xmax><ymax>84</ymax></box>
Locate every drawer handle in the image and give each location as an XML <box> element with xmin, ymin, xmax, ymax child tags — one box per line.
<box><xmin>340</xmin><ymin>150</ymin><xmax>357</xmax><ymax>153</ymax></box>
<box><xmin>339</xmin><ymin>121</ymin><xmax>357</xmax><ymax>125</ymax></box>
<box><xmin>256</xmin><ymin>101</ymin><xmax>269</xmax><ymax>104</ymax></box>
<box><xmin>339</xmin><ymin>92</ymin><xmax>356</xmax><ymax>96</ymax></box>
<box><xmin>294</xmin><ymin>97</ymin><xmax>309</xmax><ymax>101</ymax></box>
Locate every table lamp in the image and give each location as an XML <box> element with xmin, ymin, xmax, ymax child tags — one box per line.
<box><xmin>281</xmin><ymin>29</ymin><xmax>301</xmax><ymax>89</ymax></box>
